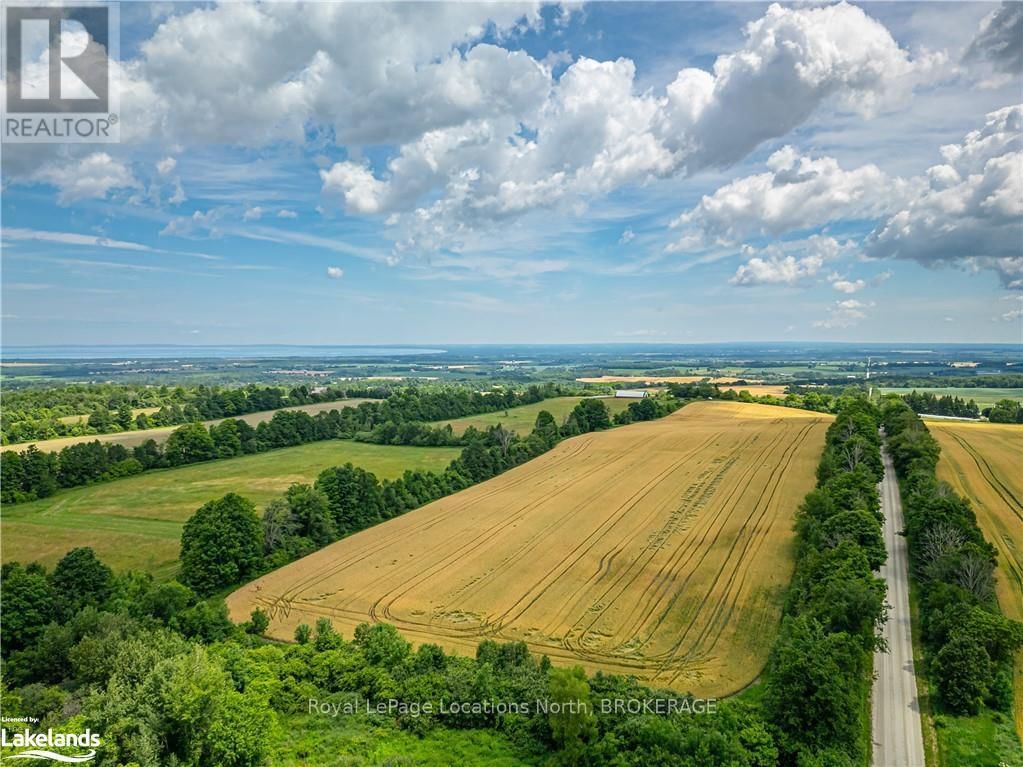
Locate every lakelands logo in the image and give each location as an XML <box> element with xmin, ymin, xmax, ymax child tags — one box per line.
<box><xmin>1</xmin><ymin>2</ymin><xmax>120</xmax><ymax>142</ymax></box>
<box><xmin>1</xmin><ymin>727</ymin><xmax>100</xmax><ymax>762</ymax></box>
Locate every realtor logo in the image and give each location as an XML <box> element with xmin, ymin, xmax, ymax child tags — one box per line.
<box><xmin>2</xmin><ymin>2</ymin><xmax>119</xmax><ymax>142</ymax></box>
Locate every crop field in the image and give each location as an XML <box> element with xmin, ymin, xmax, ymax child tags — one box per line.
<box><xmin>443</xmin><ymin>397</ymin><xmax>632</xmax><ymax>435</ymax></box>
<box><xmin>1</xmin><ymin>441</ymin><xmax>459</xmax><ymax>577</ymax></box>
<box><xmin>880</xmin><ymin>387</ymin><xmax>1023</xmax><ymax>408</ymax></box>
<box><xmin>0</xmin><ymin>398</ymin><xmax>371</xmax><ymax>453</ymax></box>
<box><xmin>230</xmin><ymin>401</ymin><xmax>831</xmax><ymax>695</ymax></box>
<box><xmin>929</xmin><ymin>421</ymin><xmax>1023</xmax><ymax>741</ymax></box>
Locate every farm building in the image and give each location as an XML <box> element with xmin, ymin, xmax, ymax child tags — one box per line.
<box><xmin>614</xmin><ymin>389</ymin><xmax>648</xmax><ymax>399</ymax></box>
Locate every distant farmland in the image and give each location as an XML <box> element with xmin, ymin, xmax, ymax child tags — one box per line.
<box><xmin>443</xmin><ymin>397</ymin><xmax>632</xmax><ymax>435</ymax></box>
<box><xmin>576</xmin><ymin>375</ymin><xmax>748</xmax><ymax>384</ymax></box>
<box><xmin>0</xmin><ymin>398</ymin><xmax>371</xmax><ymax>453</ymax></box>
<box><xmin>879</xmin><ymin>387</ymin><xmax>1023</xmax><ymax>409</ymax></box>
<box><xmin>930</xmin><ymin>420</ymin><xmax>1023</xmax><ymax>741</ymax></box>
<box><xmin>230</xmin><ymin>401</ymin><xmax>831</xmax><ymax>696</ymax></box>
<box><xmin>1</xmin><ymin>441</ymin><xmax>459</xmax><ymax>577</ymax></box>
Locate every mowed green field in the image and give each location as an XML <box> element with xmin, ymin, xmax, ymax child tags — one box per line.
<box><xmin>443</xmin><ymin>396</ymin><xmax>633</xmax><ymax>435</ymax></box>
<box><xmin>0</xmin><ymin>441</ymin><xmax>460</xmax><ymax>577</ymax></box>
<box><xmin>879</xmin><ymin>387</ymin><xmax>1023</xmax><ymax>408</ymax></box>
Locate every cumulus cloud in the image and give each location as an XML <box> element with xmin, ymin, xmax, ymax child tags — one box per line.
<box><xmin>676</xmin><ymin>104</ymin><xmax>1021</xmax><ymax>290</ymax></box>
<box><xmin>321</xmin><ymin>162</ymin><xmax>390</xmax><ymax>215</ymax></box>
<box><xmin>831</xmin><ymin>278</ymin><xmax>866</xmax><ymax>294</ymax></box>
<box><xmin>129</xmin><ymin>3</ymin><xmax>550</xmax><ymax>147</ymax></box>
<box><xmin>730</xmin><ymin>235</ymin><xmax>853</xmax><ymax>287</ymax></box>
<box><xmin>156</xmin><ymin>156</ymin><xmax>177</xmax><ymax>176</ymax></box>
<box><xmin>813</xmin><ymin>299</ymin><xmax>873</xmax><ymax>329</ymax></box>
<box><xmin>277</xmin><ymin>209</ymin><xmax>298</xmax><ymax>219</ymax></box>
<box><xmin>242</xmin><ymin>206</ymin><xmax>264</xmax><ymax>221</ymax></box>
<box><xmin>33</xmin><ymin>153</ymin><xmax>137</xmax><ymax>204</ymax></box>
<box><xmin>965</xmin><ymin>2</ymin><xmax>1023</xmax><ymax>74</ymax></box>
<box><xmin>326</xmin><ymin>266</ymin><xmax>344</xmax><ymax>279</ymax></box>
<box><xmin>671</xmin><ymin>146</ymin><xmax>903</xmax><ymax>245</ymax></box>
<box><xmin>161</xmin><ymin>208</ymin><xmax>225</xmax><ymax>238</ymax></box>
<box><xmin>318</xmin><ymin>2</ymin><xmax>935</xmax><ymax>251</ymax></box>
<box><xmin>864</xmin><ymin>104</ymin><xmax>1023</xmax><ymax>288</ymax></box>
<box><xmin>619</xmin><ymin>228</ymin><xmax>636</xmax><ymax>244</ymax></box>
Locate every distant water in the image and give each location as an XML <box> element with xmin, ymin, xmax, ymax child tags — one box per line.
<box><xmin>2</xmin><ymin>345</ymin><xmax>449</xmax><ymax>361</ymax></box>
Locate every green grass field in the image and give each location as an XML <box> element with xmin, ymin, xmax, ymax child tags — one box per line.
<box><xmin>879</xmin><ymin>387</ymin><xmax>1023</xmax><ymax>409</ymax></box>
<box><xmin>0</xmin><ymin>441</ymin><xmax>459</xmax><ymax>577</ymax></box>
<box><xmin>443</xmin><ymin>396</ymin><xmax>633</xmax><ymax>435</ymax></box>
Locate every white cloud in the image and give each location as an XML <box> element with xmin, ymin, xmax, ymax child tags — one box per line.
<box><xmin>999</xmin><ymin>308</ymin><xmax>1023</xmax><ymax>321</ymax></box>
<box><xmin>318</xmin><ymin>2</ymin><xmax>936</xmax><ymax>252</ymax></box>
<box><xmin>160</xmin><ymin>208</ymin><xmax>226</xmax><ymax>238</ymax></box>
<box><xmin>33</xmin><ymin>153</ymin><xmax>137</xmax><ymax>204</ymax></box>
<box><xmin>670</xmin><ymin>146</ymin><xmax>904</xmax><ymax>245</ymax></box>
<box><xmin>2</xmin><ymin>226</ymin><xmax>221</xmax><ymax>261</ymax></box>
<box><xmin>4</xmin><ymin>227</ymin><xmax>150</xmax><ymax>252</ymax></box>
<box><xmin>813</xmin><ymin>298</ymin><xmax>873</xmax><ymax>329</ymax></box>
<box><xmin>865</xmin><ymin>104</ymin><xmax>1023</xmax><ymax>288</ymax></box>
<box><xmin>156</xmin><ymin>156</ymin><xmax>177</xmax><ymax>176</ymax></box>
<box><xmin>277</xmin><ymin>209</ymin><xmax>298</xmax><ymax>219</ymax></box>
<box><xmin>168</xmin><ymin>179</ymin><xmax>187</xmax><ymax>205</ymax></box>
<box><xmin>831</xmin><ymin>278</ymin><xmax>866</xmax><ymax>294</ymax></box>
<box><xmin>242</xmin><ymin>206</ymin><xmax>264</xmax><ymax>221</ymax></box>
<box><xmin>619</xmin><ymin>228</ymin><xmax>635</xmax><ymax>244</ymax></box>
<box><xmin>129</xmin><ymin>3</ymin><xmax>550</xmax><ymax>147</ymax></box>
<box><xmin>326</xmin><ymin>266</ymin><xmax>344</xmax><ymax>279</ymax></box>
<box><xmin>730</xmin><ymin>235</ymin><xmax>853</xmax><ymax>287</ymax></box>
<box><xmin>321</xmin><ymin>162</ymin><xmax>390</xmax><ymax>215</ymax></box>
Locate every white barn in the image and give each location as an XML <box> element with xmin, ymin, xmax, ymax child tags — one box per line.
<box><xmin>614</xmin><ymin>389</ymin><xmax>648</xmax><ymax>399</ymax></box>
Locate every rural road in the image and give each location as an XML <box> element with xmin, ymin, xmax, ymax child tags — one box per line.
<box><xmin>872</xmin><ymin>446</ymin><xmax>926</xmax><ymax>767</ymax></box>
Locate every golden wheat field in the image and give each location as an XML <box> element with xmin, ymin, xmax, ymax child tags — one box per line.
<box><xmin>229</xmin><ymin>401</ymin><xmax>831</xmax><ymax>695</ymax></box>
<box><xmin>929</xmin><ymin>421</ymin><xmax>1023</xmax><ymax>740</ymax></box>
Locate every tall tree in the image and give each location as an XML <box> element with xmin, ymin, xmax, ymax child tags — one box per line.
<box><xmin>180</xmin><ymin>493</ymin><xmax>264</xmax><ymax>595</ymax></box>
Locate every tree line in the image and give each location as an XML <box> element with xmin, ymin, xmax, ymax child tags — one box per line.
<box><xmin>0</xmin><ymin>384</ymin><xmax>572</xmax><ymax>504</ymax></box>
<box><xmin>882</xmin><ymin>399</ymin><xmax>1023</xmax><ymax>718</ymax></box>
<box><xmin>1</xmin><ymin>382</ymin><xmax>390</xmax><ymax>445</ymax></box>
<box><xmin>900</xmin><ymin>390</ymin><xmax>981</xmax><ymax>419</ymax></box>
<box><xmin>762</xmin><ymin>396</ymin><xmax>888</xmax><ymax>766</ymax></box>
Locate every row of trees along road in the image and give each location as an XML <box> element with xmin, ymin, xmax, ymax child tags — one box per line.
<box><xmin>882</xmin><ymin>399</ymin><xmax>1023</xmax><ymax>718</ymax></box>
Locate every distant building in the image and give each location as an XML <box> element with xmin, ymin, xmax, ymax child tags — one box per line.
<box><xmin>614</xmin><ymin>389</ymin><xmax>648</xmax><ymax>399</ymax></box>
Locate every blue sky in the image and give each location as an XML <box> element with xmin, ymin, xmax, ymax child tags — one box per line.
<box><xmin>2</xmin><ymin>1</ymin><xmax>1021</xmax><ymax>346</ymax></box>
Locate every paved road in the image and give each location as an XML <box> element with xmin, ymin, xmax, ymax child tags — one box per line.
<box><xmin>872</xmin><ymin>447</ymin><xmax>926</xmax><ymax>767</ymax></box>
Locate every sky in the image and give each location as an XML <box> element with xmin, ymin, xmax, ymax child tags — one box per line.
<box><xmin>1</xmin><ymin>1</ymin><xmax>1021</xmax><ymax>347</ymax></box>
